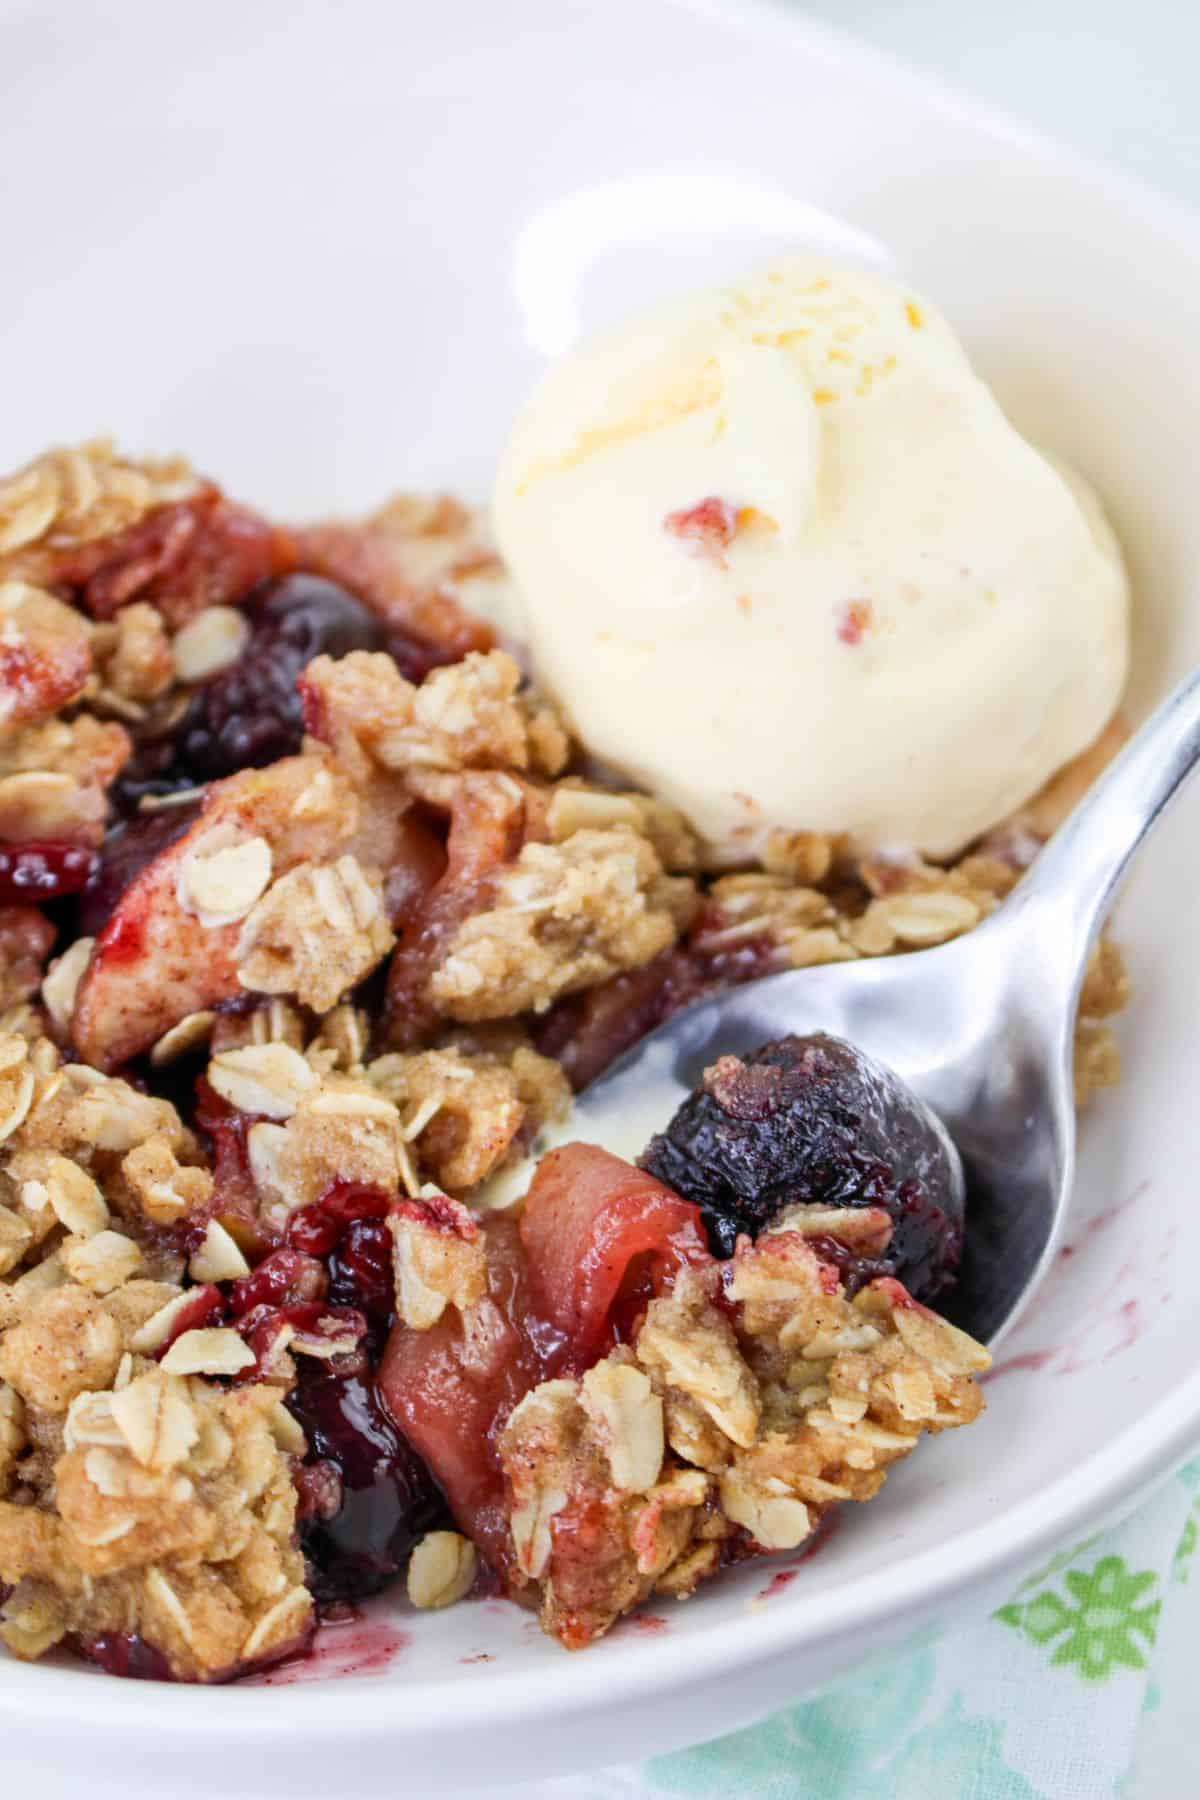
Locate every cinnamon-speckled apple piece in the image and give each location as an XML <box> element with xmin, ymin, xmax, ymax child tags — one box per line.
<box><xmin>0</xmin><ymin>585</ymin><xmax>93</xmax><ymax>730</ymax></box>
<box><xmin>70</xmin><ymin>755</ymin><xmax>416</xmax><ymax>1070</ymax></box>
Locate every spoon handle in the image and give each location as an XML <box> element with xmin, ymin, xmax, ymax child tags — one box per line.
<box><xmin>1005</xmin><ymin>663</ymin><xmax>1200</xmax><ymax>966</ymax></box>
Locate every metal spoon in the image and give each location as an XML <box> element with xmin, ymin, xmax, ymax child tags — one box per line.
<box><xmin>570</xmin><ymin>667</ymin><xmax>1200</xmax><ymax>1345</ymax></box>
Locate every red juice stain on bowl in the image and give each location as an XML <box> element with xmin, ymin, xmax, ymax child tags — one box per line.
<box><xmin>1106</xmin><ymin>1296</ymin><xmax>1143</xmax><ymax>1361</ymax></box>
<box><xmin>984</xmin><ymin>1346</ymin><xmax>1057</xmax><ymax>1380</ymax></box>
<box><xmin>986</xmin><ymin>1182</ymin><xmax>1164</xmax><ymax>1384</ymax></box>
<box><xmin>249</xmin><ymin>1609</ymin><xmax>409</xmax><ymax>1684</ymax></box>
<box><xmin>758</xmin><ymin>1566</ymin><xmax>801</xmax><ymax>1603</ymax></box>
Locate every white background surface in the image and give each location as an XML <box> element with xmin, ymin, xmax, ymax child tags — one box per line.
<box><xmin>793</xmin><ymin>8</ymin><xmax>1200</xmax><ymax>1796</ymax></box>
<box><xmin>801</xmin><ymin>0</ymin><xmax>1200</xmax><ymax>208</ymax></box>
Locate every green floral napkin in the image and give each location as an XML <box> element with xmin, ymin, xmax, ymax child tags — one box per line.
<box><xmin>537</xmin><ymin>1456</ymin><xmax>1200</xmax><ymax>1799</ymax></box>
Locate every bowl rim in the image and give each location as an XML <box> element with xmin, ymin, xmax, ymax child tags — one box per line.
<box><xmin>4</xmin><ymin>0</ymin><xmax>1200</xmax><ymax>1748</ymax></box>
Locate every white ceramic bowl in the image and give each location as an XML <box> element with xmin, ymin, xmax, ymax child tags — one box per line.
<box><xmin>4</xmin><ymin>0</ymin><xmax>1200</xmax><ymax>1790</ymax></box>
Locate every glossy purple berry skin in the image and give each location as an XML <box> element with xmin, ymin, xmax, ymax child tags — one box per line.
<box><xmin>177</xmin><ymin>574</ymin><xmax>385</xmax><ymax>781</ymax></box>
<box><xmin>640</xmin><ymin>1032</ymin><xmax>964</xmax><ymax>1302</ymax></box>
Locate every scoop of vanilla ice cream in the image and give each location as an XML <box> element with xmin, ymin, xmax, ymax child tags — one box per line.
<box><xmin>493</xmin><ymin>260</ymin><xmax>1129</xmax><ymax>862</ymax></box>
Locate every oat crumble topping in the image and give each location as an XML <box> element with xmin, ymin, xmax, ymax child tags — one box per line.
<box><xmin>0</xmin><ymin>442</ymin><xmax>197</xmax><ymax>565</ymax></box>
<box><xmin>499</xmin><ymin>1228</ymin><xmax>986</xmax><ymax>1647</ymax></box>
<box><xmin>0</xmin><ymin>436</ymin><xmax>1129</xmax><ymax>1680</ymax></box>
<box><xmin>433</xmin><ymin>826</ymin><xmax>697</xmax><ymax>1019</ymax></box>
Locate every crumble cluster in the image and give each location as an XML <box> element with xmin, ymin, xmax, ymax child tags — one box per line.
<box><xmin>498</xmin><ymin>1213</ymin><xmax>988</xmax><ymax>1648</ymax></box>
<box><xmin>0</xmin><ymin>1029</ymin><xmax>309</xmax><ymax>1679</ymax></box>
<box><xmin>0</xmin><ymin>441</ymin><xmax>197</xmax><ymax>571</ymax></box>
<box><xmin>201</xmin><ymin>1025</ymin><xmax>567</xmax><ymax>1228</ymax></box>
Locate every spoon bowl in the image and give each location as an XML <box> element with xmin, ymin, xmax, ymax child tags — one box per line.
<box><xmin>572</xmin><ymin>930</ymin><xmax>1065</xmax><ymax>1345</ymax></box>
<box><xmin>573</xmin><ymin>664</ymin><xmax>1200</xmax><ymax>1345</ymax></box>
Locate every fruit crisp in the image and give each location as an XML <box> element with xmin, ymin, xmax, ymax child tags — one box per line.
<box><xmin>0</xmin><ymin>441</ymin><xmax>1126</xmax><ymax>1682</ymax></box>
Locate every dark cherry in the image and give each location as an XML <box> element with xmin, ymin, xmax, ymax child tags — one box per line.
<box><xmin>326</xmin><ymin>1220</ymin><xmax>395</xmax><ymax>1324</ymax></box>
<box><xmin>287</xmin><ymin>1368</ymin><xmax>448</xmax><ymax>1605</ymax></box>
<box><xmin>227</xmin><ymin>1248</ymin><xmax>327</xmax><ymax>1317</ymax></box>
<box><xmin>265</xmin><ymin>1180</ymin><xmax>446</xmax><ymax>1602</ymax></box>
<box><xmin>233</xmin><ymin>1301</ymin><xmax>367</xmax><ymax>1388</ymax></box>
<box><xmin>383</xmin><ymin>621</ymin><xmax>465</xmax><ymax>684</ymax></box>
<box><xmin>77</xmin><ymin>800</ymin><xmax>201</xmax><ymax>937</ymax></box>
<box><xmin>110</xmin><ymin>736</ymin><xmax>207</xmax><ymax>816</ymax></box>
<box><xmin>176</xmin><ymin>574</ymin><xmax>385</xmax><ymax>781</ymax></box>
<box><xmin>285</xmin><ymin>1184</ymin><xmax>395</xmax><ymax>1330</ymax></box>
<box><xmin>285</xmin><ymin>1180</ymin><xmax>392</xmax><ymax>1259</ymax></box>
<box><xmin>293</xmin><ymin>1457</ymin><xmax>344</xmax><ymax>1523</ymax></box>
<box><xmin>0</xmin><ymin>840</ymin><xmax>98</xmax><ymax>904</ymax></box>
<box><xmin>77</xmin><ymin>1633</ymin><xmax>174</xmax><ymax>1682</ymax></box>
<box><xmin>640</xmin><ymin>1033</ymin><xmax>964</xmax><ymax>1303</ymax></box>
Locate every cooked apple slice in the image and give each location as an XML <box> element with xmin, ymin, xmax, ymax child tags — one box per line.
<box><xmin>71</xmin><ymin>755</ymin><xmax>436</xmax><ymax>1070</ymax></box>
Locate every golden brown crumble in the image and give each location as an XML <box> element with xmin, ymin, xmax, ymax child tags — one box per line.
<box><xmin>396</xmin><ymin>650</ymin><xmax>535</xmax><ymax>773</ymax></box>
<box><xmin>691</xmin><ymin>844</ymin><xmax>1128</xmax><ymax>1098</ymax></box>
<box><xmin>68</xmin><ymin>750</ymin><xmax>421</xmax><ymax>1071</ymax></box>
<box><xmin>208</xmin><ymin>1051</ymin><xmax>421</xmax><ymax>1222</ymax></box>
<box><xmin>209</xmin><ymin>999</ymin><xmax>308</xmax><ymax>1059</ymax></box>
<box><xmin>761</xmin><ymin>829</ymin><xmax>841</xmax><ymax>886</ymax></box>
<box><xmin>89</xmin><ymin>601</ymin><xmax>175</xmax><ymax>706</ymax></box>
<box><xmin>0</xmin><ymin>909</ymin><xmax>55</xmax><ymax>1013</ymax></box>
<box><xmin>388</xmin><ymin>1197</ymin><xmax>488</xmax><ymax>1332</ymax></box>
<box><xmin>433</xmin><ymin>826</ymin><xmax>698</xmax><ymax>1019</ymax></box>
<box><xmin>367</xmin><ymin>1043</ymin><xmax>569</xmax><ymax>1192</ymax></box>
<box><xmin>0</xmin><ymin>714</ymin><xmax>132</xmax><ymax>788</ymax></box>
<box><xmin>1074</xmin><ymin>938</ymin><xmax>1131</xmax><ymax>1108</ymax></box>
<box><xmin>694</xmin><ymin>845</ymin><xmax>1022</xmax><ymax>973</ymax></box>
<box><xmin>301</xmin><ymin>647</ymin><xmax>567</xmax><ymax>783</ymax></box>
<box><xmin>0</xmin><ymin>582</ymin><xmax>94</xmax><ymax>733</ymax></box>
<box><xmin>0</xmin><ymin>440</ymin><xmax>196</xmax><ymax>567</ymax></box>
<box><xmin>120</xmin><ymin>1135</ymin><xmax>214</xmax><ymax>1229</ymax></box>
<box><xmin>499</xmin><ymin>1228</ymin><xmax>987</xmax><ymax>1645</ymax></box>
<box><xmin>15</xmin><ymin>1057</ymin><xmax>189</xmax><ymax>1165</ymax></box>
<box><xmin>693</xmin><ymin>872</ymin><xmax>855</xmax><ymax>970</ymax></box>
<box><xmin>236</xmin><ymin>854</ymin><xmax>395</xmax><ymax>1013</ymax></box>
<box><xmin>546</xmin><ymin>781</ymin><xmax>698</xmax><ymax>872</ymax></box>
<box><xmin>0</xmin><ymin>1032</ymin><xmax>310</xmax><ymax>1680</ymax></box>
<box><xmin>0</xmin><ymin>1369</ymin><xmax>309</xmax><ymax>1679</ymax></box>
<box><xmin>0</xmin><ymin>1286</ymin><xmax>124</xmax><ymax>1411</ymax></box>
<box><xmin>524</xmin><ymin>700</ymin><xmax>571</xmax><ymax>779</ymax></box>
